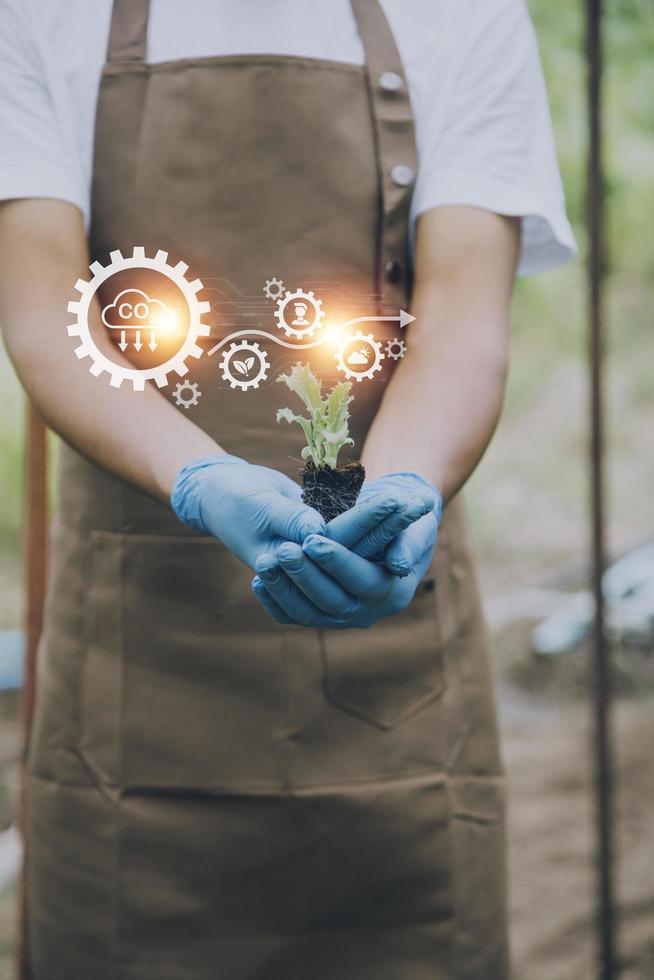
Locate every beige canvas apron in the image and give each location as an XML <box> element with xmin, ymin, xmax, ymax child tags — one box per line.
<box><xmin>26</xmin><ymin>1</ymin><xmax>509</xmax><ymax>976</ymax></box>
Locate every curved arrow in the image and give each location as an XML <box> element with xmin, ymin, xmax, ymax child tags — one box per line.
<box><xmin>206</xmin><ymin>311</ymin><xmax>414</xmax><ymax>357</ymax></box>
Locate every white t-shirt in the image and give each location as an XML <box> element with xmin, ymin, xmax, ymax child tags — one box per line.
<box><xmin>0</xmin><ymin>0</ymin><xmax>576</xmax><ymax>277</ymax></box>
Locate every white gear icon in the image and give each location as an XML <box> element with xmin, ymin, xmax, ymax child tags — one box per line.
<box><xmin>263</xmin><ymin>277</ymin><xmax>286</xmax><ymax>301</ymax></box>
<box><xmin>385</xmin><ymin>337</ymin><xmax>407</xmax><ymax>360</ymax></box>
<box><xmin>220</xmin><ymin>340</ymin><xmax>270</xmax><ymax>391</ymax></box>
<box><xmin>67</xmin><ymin>247</ymin><xmax>212</xmax><ymax>390</ymax></box>
<box><xmin>335</xmin><ymin>332</ymin><xmax>385</xmax><ymax>382</ymax></box>
<box><xmin>274</xmin><ymin>288</ymin><xmax>325</xmax><ymax>339</ymax></box>
<box><xmin>172</xmin><ymin>380</ymin><xmax>201</xmax><ymax>409</ymax></box>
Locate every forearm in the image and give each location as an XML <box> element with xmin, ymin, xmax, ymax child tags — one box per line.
<box><xmin>362</xmin><ymin>299</ymin><xmax>508</xmax><ymax>502</ymax></box>
<box><xmin>362</xmin><ymin>206</ymin><xmax>518</xmax><ymax>502</ymax></box>
<box><xmin>7</xmin><ymin>308</ymin><xmax>221</xmax><ymax>503</ymax></box>
<box><xmin>0</xmin><ymin>200</ymin><xmax>222</xmax><ymax>503</ymax></box>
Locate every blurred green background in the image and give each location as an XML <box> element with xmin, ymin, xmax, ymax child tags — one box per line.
<box><xmin>469</xmin><ymin>0</ymin><xmax>654</xmax><ymax>589</ymax></box>
<box><xmin>0</xmin><ymin>1</ymin><xmax>652</xmax><ymax>978</ymax></box>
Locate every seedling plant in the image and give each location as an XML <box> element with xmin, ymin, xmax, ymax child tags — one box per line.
<box><xmin>277</xmin><ymin>363</ymin><xmax>365</xmax><ymax>521</ymax></box>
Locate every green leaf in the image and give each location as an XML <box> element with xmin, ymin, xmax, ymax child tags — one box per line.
<box><xmin>301</xmin><ymin>445</ymin><xmax>320</xmax><ymax>466</ymax></box>
<box><xmin>277</xmin><ymin>363</ymin><xmax>323</xmax><ymax>416</ymax></box>
<box><xmin>277</xmin><ymin>364</ymin><xmax>355</xmax><ymax>470</ymax></box>
<box><xmin>276</xmin><ymin>407</ymin><xmax>300</xmax><ymax>425</ymax></box>
<box><xmin>323</xmin><ymin>430</ymin><xmax>354</xmax><ymax>469</ymax></box>
<box><xmin>326</xmin><ymin>380</ymin><xmax>353</xmax><ymax>434</ymax></box>
<box><xmin>323</xmin><ymin>426</ymin><xmax>352</xmax><ymax>445</ymax></box>
<box><xmin>276</xmin><ymin>407</ymin><xmax>315</xmax><ymax>452</ymax></box>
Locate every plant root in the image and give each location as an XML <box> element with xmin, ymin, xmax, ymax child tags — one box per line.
<box><xmin>301</xmin><ymin>460</ymin><xmax>365</xmax><ymax>523</ymax></box>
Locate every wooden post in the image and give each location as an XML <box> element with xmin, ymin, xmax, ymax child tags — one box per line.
<box><xmin>17</xmin><ymin>404</ymin><xmax>48</xmax><ymax>980</ymax></box>
<box><xmin>586</xmin><ymin>0</ymin><xmax>617</xmax><ymax>977</ymax></box>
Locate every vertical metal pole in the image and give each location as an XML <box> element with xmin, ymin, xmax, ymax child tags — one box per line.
<box><xmin>17</xmin><ymin>404</ymin><xmax>48</xmax><ymax>980</ymax></box>
<box><xmin>586</xmin><ymin>0</ymin><xmax>616</xmax><ymax>977</ymax></box>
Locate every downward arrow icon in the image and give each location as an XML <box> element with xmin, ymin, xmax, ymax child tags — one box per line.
<box><xmin>149</xmin><ymin>330</ymin><xmax>158</xmax><ymax>351</ymax></box>
<box><xmin>133</xmin><ymin>330</ymin><xmax>142</xmax><ymax>352</ymax></box>
<box><xmin>118</xmin><ymin>330</ymin><xmax>128</xmax><ymax>352</ymax></box>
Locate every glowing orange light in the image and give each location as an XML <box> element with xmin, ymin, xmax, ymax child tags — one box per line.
<box><xmin>155</xmin><ymin>310</ymin><xmax>178</xmax><ymax>333</ymax></box>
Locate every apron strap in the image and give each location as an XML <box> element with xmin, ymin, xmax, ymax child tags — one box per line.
<box><xmin>104</xmin><ymin>0</ymin><xmax>415</xmax><ymax>308</ymax></box>
<box><xmin>106</xmin><ymin>0</ymin><xmax>150</xmax><ymax>64</ymax></box>
<box><xmin>350</xmin><ymin>0</ymin><xmax>417</xmax><ymax>311</ymax></box>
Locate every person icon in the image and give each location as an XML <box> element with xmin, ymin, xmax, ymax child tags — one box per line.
<box><xmin>291</xmin><ymin>301</ymin><xmax>310</xmax><ymax>326</ymax></box>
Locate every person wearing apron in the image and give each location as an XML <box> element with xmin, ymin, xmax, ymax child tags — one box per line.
<box><xmin>3</xmin><ymin>0</ymin><xmax>560</xmax><ymax>977</ymax></box>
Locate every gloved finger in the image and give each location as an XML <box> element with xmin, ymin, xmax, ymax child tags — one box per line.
<box><xmin>251</xmin><ymin>576</ymin><xmax>296</xmax><ymax>625</ymax></box>
<box><xmin>326</xmin><ymin>494</ymin><xmax>401</xmax><ymax>549</ymax></box>
<box><xmin>275</xmin><ymin>473</ymin><xmax>305</xmax><ymax>502</ymax></box>
<box><xmin>262</xmin><ymin>493</ymin><xmax>326</xmax><ymax>543</ymax></box>
<box><xmin>255</xmin><ymin>555</ymin><xmax>346</xmax><ymax>628</ymax></box>
<box><xmin>353</xmin><ymin>494</ymin><xmax>434</xmax><ymax>560</ymax></box>
<box><xmin>303</xmin><ymin>535</ymin><xmax>393</xmax><ymax>600</ymax></box>
<box><xmin>384</xmin><ymin>512</ymin><xmax>438</xmax><ymax>576</ymax></box>
<box><xmin>276</xmin><ymin>542</ymin><xmax>357</xmax><ymax>617</ymax></box>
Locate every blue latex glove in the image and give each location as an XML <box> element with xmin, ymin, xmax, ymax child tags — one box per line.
<box><xmin>329</xmin><ymin>471</ymin><xmax>443</xmax><ymax>576</ymax></box>
<box><xmin>251</xmin><ymin>522</ymin><xmax>436</xmax><ymax>628</ymax></box>
<box><xmin>251</xmin><ymin>471</ymin><xmax>442</xmax><ymax>628</ymax></box>
<box><xmin>250</xmin><ymin>493</ymin><xmax>402</xmax><ymax>628</ymax></box>
<box><xmin>171</xmin><ymin>454</ymin><xmax>325</xmax><ymax>569</ymax></box>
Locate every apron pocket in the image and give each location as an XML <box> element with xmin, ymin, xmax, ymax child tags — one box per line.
<box><xmin>116</xmin><ymin>772</ymin><xmax>454</xmax><ymax>976</ymax></box>
<box><xmin>319</xmin><ymin>580</ymin><xmax>445</xmax><ymax>730</ymax></box>
<box><xmin>79</xmin><ymin>530</ymin><xmax>290</xmax><ymax>792</ymax></box>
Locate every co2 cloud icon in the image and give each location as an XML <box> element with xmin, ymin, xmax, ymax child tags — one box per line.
<box><xmin>67</xmin><ymin>246</ymin><xmax>211</xmax><ymax>389</ymax></box>
<box><xmin>102</xmin><ymin>288</ymin><xmax>174</xmax><ymax>330</ymax></box>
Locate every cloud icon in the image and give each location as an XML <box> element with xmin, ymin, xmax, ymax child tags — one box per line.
<box><xmin>101</xmin><ymin>289</ymin><xmax>174</xmax><ymax>330</ymax></box>
<box><xmin>347</xmin><ymin>347</ymin><xmax>370</xmax><ymax>366</ymax></box>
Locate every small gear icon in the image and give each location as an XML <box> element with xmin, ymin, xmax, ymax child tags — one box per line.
<box><xmin>220</xmin><ymin>340</ymin><xmax>270</xmax><ymax>391</ymax></box>
<box><xmin>173</xmin><ymin>380</ymin><xmax>201</xmax><ymax>409</ymax></box>
<box><xmin>274</xmin><ymin>288</ymin><xmax>325</xmax><ymax>339</ymax></box>
<box><xmin>335</xmin><ymin>332</ymin><xmax>385</xmax><ymax>382</ymax></box>
<box><xmin>263</xmin><ymin>277</ymin><xmax>286</xmax><ymax>301</ymax></box>
<box><xmin>385</xmin><ymin>337</ymin><xmax>407</xmax><ymax>360</ymax></box>
<box><xmin>66</xmin><ymin>247</ymin><xmax>211</xmax><ymax>390</ymax></box>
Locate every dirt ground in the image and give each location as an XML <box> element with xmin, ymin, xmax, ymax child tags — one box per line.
<box><xmin>500</xmin><ymin>685</ymin><xmax>654</xmax><ymax>980</ymax></box>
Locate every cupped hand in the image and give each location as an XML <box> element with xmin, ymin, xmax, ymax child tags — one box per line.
<box><xmin>251</xmin><ymin>513</ymin><xmax>437</xmax><ymax>629</ymax></box>
<box><xmin>170</xmin><ymin>454</ymin><xmax>325</xmax><ymax>569</ymax></box>
<box><xmin>330</xmin><ymin>471</ymin><xmax>442</xmax><ymax>576</ymax></box>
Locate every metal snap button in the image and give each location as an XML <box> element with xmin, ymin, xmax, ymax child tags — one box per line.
<box><xmin>384</xmin><ymin>260</ymin><xmax>402</xmax><ymax>284</ymax></box>
<box><xmin>390</xmin><ymin>164</ymin><xmax>415</xmax><ymax>187</ymax></box>
<box><xmin>379</xmin><ymin>70</ymin><xmax>404</xmax><ymax>93</ymax></box>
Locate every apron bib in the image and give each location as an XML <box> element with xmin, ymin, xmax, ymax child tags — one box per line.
<box><xmin>26</xmin><ymin>2</ymin><xmax>509</xmax><ymax>976</ymax></box>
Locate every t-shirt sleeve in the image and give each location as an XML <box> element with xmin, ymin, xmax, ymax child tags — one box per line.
<box><xmin>0</xmin><ymin>0</ymin><xmax>86</xmax><ymax>214</ymax></box>
<box><xmin>412</xmin><ymin>0</ymin><xmax>577</xmax><ymax>277</ymax></box>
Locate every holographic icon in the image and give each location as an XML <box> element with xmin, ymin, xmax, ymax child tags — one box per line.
<box><xmin>67</xmin><ymin>247</ymin><xmax>211</xmax><ymax>390</ymax></box>
<box><xmin>347</xmin><ymin>348</ymin><xmax>370</xmax><ymax>366</ymax></box>
<box><xmin>220</xmin><ymin>340</ymin><xmax>270</xmax><ymax>390</ymax></box>
<box><xmin>385</xmin><ymin>337</ymin><xmax>407</xmax><ymax>360</ymax></box>
<box><xmin>335</xmin><ymin>332</ymin><xmax>384</xmax><ymax>382</ymax></box>
<box><xmin>263</xmin><ymin>278</ymin><xmax>286</xmax><ymax>301</ymax></box>
<box><xmin>172</xmin><ymin>380</ymin><xmax>202</xmax><ymax>409</ymax></box>
<box><xmin>101</xmin><ymin>289</ymin><xmax>177</xmax><ymax>353</ymax></box>
<box><xmin>291</xmin><ymin>302</ymin><xmax>310</xmax><ymax>326</ymax></box>
<box><xmin>274</xmin><ymin>288</ymin><xmax>325</xmax><ymax>340</ymax></box>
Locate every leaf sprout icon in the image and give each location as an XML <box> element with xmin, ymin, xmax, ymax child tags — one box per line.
<box><xmin>233</xmin><ymin>356</ymin><xmax>256</xmax><ymax>376</ymax></box>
